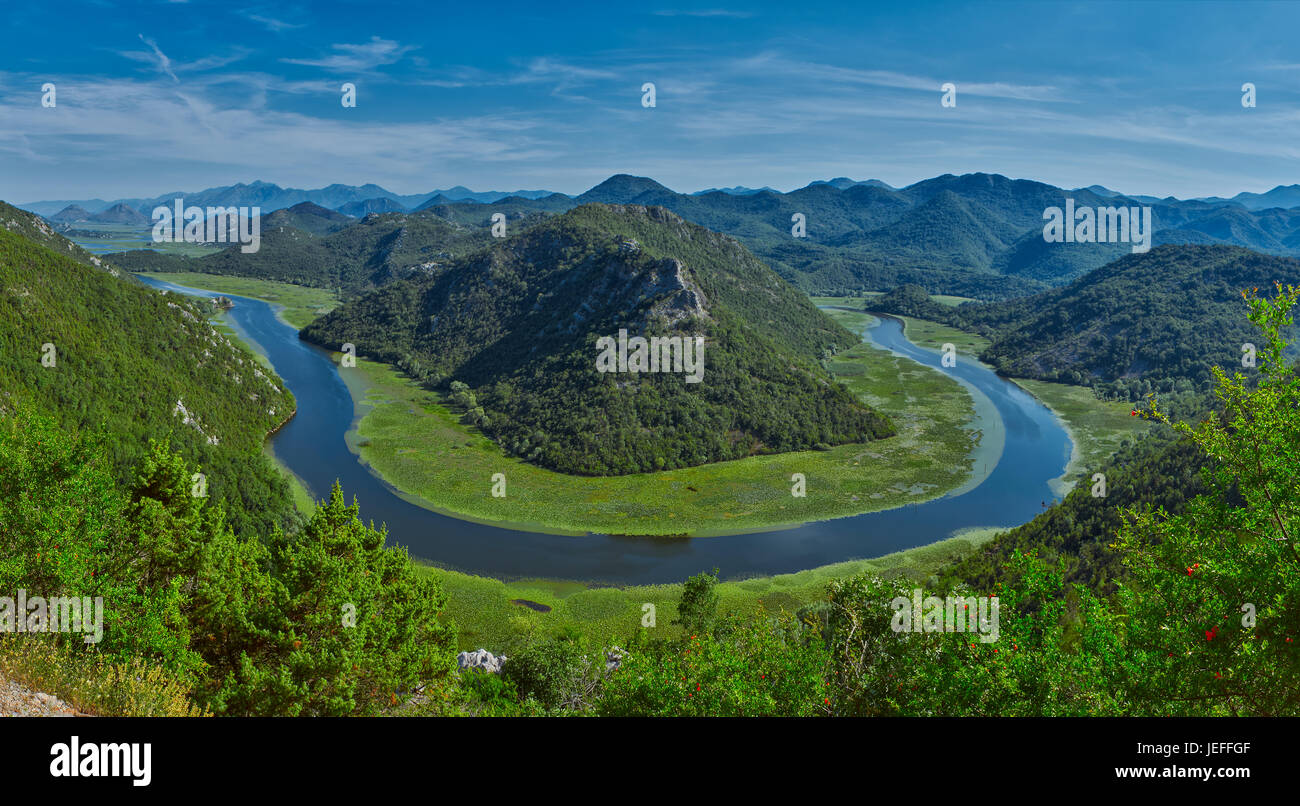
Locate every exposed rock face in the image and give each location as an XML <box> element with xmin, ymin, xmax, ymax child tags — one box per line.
<box><xmin>457</xmin><ymin>648</ymin><xmax>507</xmax><ymax>674</ymax></box>
<box><xmin>642</xmin><ymin>258</ymin><xmax>709</xmax><ymax>328</ymax></box>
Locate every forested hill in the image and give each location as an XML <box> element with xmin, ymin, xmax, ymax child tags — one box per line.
<box><xmin>108</xmin><ymin>207</ymin><xmax>493</xmax><ymax>295</ymax></box>
<box><xmin>971</xmin><ymin>245</ymin><xmax>1300</xmax><ymax>397</ymax></box>
<box><xmin>303</xmin><ymin>203</ymin><xmax>894</xmax><ymax>476</ymax></box>
<box><xmin>871</xmin><ymin>244</ymin><xmax>1300</xmax><ymax>400</ymax></box>
<box><xmin>0</xmin><ymin>224</ymin><xmax>298</xmax><ymax>535</ymax></box>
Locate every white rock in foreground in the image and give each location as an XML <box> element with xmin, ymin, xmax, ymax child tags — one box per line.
<box><xmin>457</xmin><ymin>648</ymin><xmax>507</xmax><ymax>674</ymax></box>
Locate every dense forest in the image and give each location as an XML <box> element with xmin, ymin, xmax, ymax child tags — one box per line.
<box><xmin>302</xmin><ymin>203</ymin><xmax>895</xmax><ymax>476</ymax></box>
<box><xmin>1</xmin><ymin>215</ymin><xmax>459</xmax><ymax>715</ymax></box>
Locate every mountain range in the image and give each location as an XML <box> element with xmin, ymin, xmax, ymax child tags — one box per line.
<box><xmin>19</xmin><ymin>181</ymin><xmax>560</xmax><ymax>220</ymax></box>
<box><xmin>100</xmin><ymin>172</ymin><xmax>1300</xmax><ymax>301</ymax></box>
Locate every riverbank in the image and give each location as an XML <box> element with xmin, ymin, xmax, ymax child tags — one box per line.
<box><xmin>135</xmin><ymin>272</ymin><xmax>338</xmax><ymax>329</ymax></box>
<box><xmin>1009</xmin><ymin>378</ymin><xmax>1152</xmax><ymax>496</ymax></box>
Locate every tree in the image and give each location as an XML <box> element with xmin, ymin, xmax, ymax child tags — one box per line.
<box><xmin>673</xmin><ymin>568</ymin><xmax>720</xmax><ymax>636</ymax></box>
<box><xmin>217</xmin><ymin>482</ymin><xmax>458</xmax><ymax>716</ymax></box>
<box><xmin>1115</xmin><ymin>283</ymin><xmax>1300</xmax><ymax>715</ymax></box>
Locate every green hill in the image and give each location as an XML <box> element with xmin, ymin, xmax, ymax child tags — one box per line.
<box><xmin>968</xmin><ymin>245</ymin><xmax>1300</xmax><ymax>397</ymax></box>
<box><xmin>303</xmin><ymin>204</ymin><xmax>895</xmax><ymax>475</ymax></box>
<box><xmin>1</xmin><ymin>201</ymin><xmax>113</xmax><ymax>270</ymax></box>
<box><xmin>0</xmin><ymin>223</ymin><xmax>297</xmax><ymax>535</ymax></box>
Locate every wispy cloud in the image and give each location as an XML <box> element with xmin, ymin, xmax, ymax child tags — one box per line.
<box><xmin>281</xmin><ymin>37</ymin><xmax>416</xmax><ymax>73</ymax></box>
<box><xmin>0</xmin><ymin>71</ymin><xmax>560</xmax><ymax>195</ymax></box>
<box><xmin>130</xmin><ymin>34</ymin><xmax>178</xmax><ymax>83</ymax></box>
<box><xmin>732</xmin><ymin>53</ymin><xmax>1065</xmax><ymax>102</ymax></box>
<box><xmin>243</xmin><ymin>12</ymin><xmax>305</xmax><ymax>33</ymax></box>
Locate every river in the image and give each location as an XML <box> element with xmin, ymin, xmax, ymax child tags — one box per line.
<box><xmin>137</xmin><ymin>275</ymin><xmax>1072</xmax><ymax>584</ymax></box>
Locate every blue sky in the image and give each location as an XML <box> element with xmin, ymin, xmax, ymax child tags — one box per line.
<box><xmin>4</xmin><ymin>0</ymin><xmax>1300</xmax><ymax>202</ymax></box>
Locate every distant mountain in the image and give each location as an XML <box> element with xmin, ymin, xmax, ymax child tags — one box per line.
<box><xmin>805</xmin><ymin>178</ymin><xmax>896</xmax><ymax>191</ymax></box>
<box><xmin>576</xmin><ymin>174</ymin><xmax>675</xmax><ymax>204</ymax></box>
<box><xmin>429</xmin><ymin>186</ymin><xmax>556</xmax><ymax>203</ymax></box>
<box><xmin>1199</xmin><ymin>184</ymin><xmax>1300</xmax><ymax>211</ymax></box>
<box><xmin>1077</xmin><ymin>184</ymin><xmax>1122</xmax><ymax>197</ymax></box>
<box><xmin>50</xmin><ymin>204</ymin><xmax>94</xmax><ymax>223</ymax></box>
<box><xmin>336</xmin><ymin>197</ymin><xmax>407</xmax><ymax>217</ymax></box>
<box><xmin>147</xmin><ymin>181</ymin><xmax>398</xmax><ymax>214</ymax></box>
<box><xmin>301</xmin><ymin>203</ymin><xmax>895</xmax><ymax>476</ymax></box>
<box><xmin>403</xmin><ymin>172</ymin><xmax>1300</xmax><ymax>298</ymax></box>
<box><xmin>19</xmin><ymin>182</ymin><xmax>560</xmax><ymax>220</ymax></box>
<box><xmin>90</xmin><ymin>203</ymin><xmax>150</xmax><ymax>225</ymax></box>
<box><xmin>88</xmin><ymin>171</ymin><xmax>1300</xmax><ymax>299</ymax></box>
<box><xmin>381</xmin><ymin>173</ymin><xmax>1115</xmax><ymax>297</ymax></box>
<box><xmin>691</xmin><ymin>185</ymin><xmax>779</xmax><ymax>196</ymax></box>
